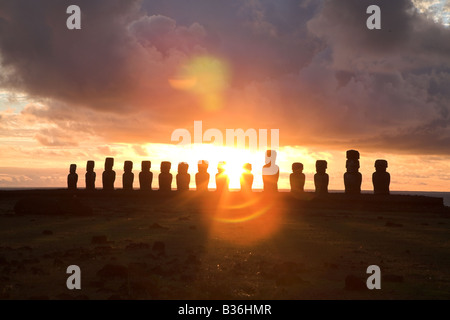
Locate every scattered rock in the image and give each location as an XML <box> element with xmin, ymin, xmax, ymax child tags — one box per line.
<box><xmin>149</xmin><ymin>223</ymin><xmax>169</xmax><ymax>230</ymax></box>
<box><xmin>152</xmin><ymin>241</ymin><xmax>165</xmax><ymax>256</ymax></box>
<box><xmin>126</xmin><ymin>242</ymin><xmax>150</xmax><ymax>250</ymax></box>
<box><xmin>385</xmin><ymin>221</ymin><xmax>403</xmax><ymax>227</ymax></box>
<box><xmin>97</xmin><ymin>264</ymin><xmax>128</xmax><ymax>279</ymax></box>
<box><xmin>53</xmin><ymin>258</ymin><xmax>64</xmax><ymax>268</ymax></box>
<box><xmin>108</xmin><ymin>294</ymin><xmax>124</xmax><ymax>300</ymax></box>
<box><xmin>0</xmin><ymin>255</ymin><xmax>8</xmax><ymax>266</ymax></box>
<box><xmin>345</xmin><ymin>275</ymin><xmax>366</xmax><ymax>291</ymax></box>
<box><xmin>42</xmin><ymin>230</ymin><xmax>53</xmax><ymax>235</ymax></box>
<box><xmin>91</xmin><ymin>235</ymin><xmax>108</xmax><ymax>245</ymax></box>
<box><xmin>383</xmin><ymin>274</ymin><xmax>404</xmax><ymax>283</ymax></box>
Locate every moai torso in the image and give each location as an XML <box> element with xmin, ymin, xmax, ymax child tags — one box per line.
<box><xmin>262</xmin><ymin>150</ymin><xmax>279</xmax><ymax>192</ymax></box>
<box><xmin>314</xmin><ymin>160</ymin><xmax>329</xmax><ymax>194</ymax></box>
<box><xmin>373</xmin><ymin>160</ymin><xmax>390</xmax><ymax>195</ymax></box>
<box><xmin>290</xmin><ymin>162</ymin><xmax>305</xmax><ymax>193</ymax></box>
<box><xmin>139</xmin><ymin>161</ymin><xmax>153</xmax><ymax>191</ymax></box>
<box><xmin>344</xmin><ymin>150</ymin><xmax>362</xmax><ymax>195</ymax></box>
<box><xmin>123</xmin><ymin>161</ymin><xmax>134</xmax><ymax>191</ymax></box>
<box><xmin>85</xmin><ymin>161</ymin><xmax>96</xmax><ymax>190</ymax></box>
<box><xmin>196</xmin><ymin>160</ymin><xmax>210</xmax><ymax>192</ymax></box>
<box><xmin>67</xmin><ymin>164</ymin><xmax>78</xmax><ymax>191</ymax></box>
<box><xmin>102</xmin><ymin>157</ymin><xmax>116</xmax><ymax>191</ymax></box>
<box><xmin>215</xmin><ymin>162</ymin><xmax>229</xmax><ymax>193</ymax></box>
<box><xmin>240</xmin><ymin>163</ymin><xmax>254</xmax><ymax>192</ymax></box>
<box><xmin>176</xmin><ymin>162</ymin><xmax>190</xmax><ymax>191</ymax></box>
<box><xmin>159</xmin><ymin>161</ymin><xmax>173</xmax><ymax>192</ymax></box>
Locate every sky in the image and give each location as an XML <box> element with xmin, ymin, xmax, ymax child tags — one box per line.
<box><xmin>0</xmin><ymin>0</ymin><xmax>449</xmax><ymax>191</ymax></box>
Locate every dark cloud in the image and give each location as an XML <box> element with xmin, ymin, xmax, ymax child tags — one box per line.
<box><xmin>0</xmin><ymin>0</ymin><xmax>449</xmax><ymax>155</ymax></box>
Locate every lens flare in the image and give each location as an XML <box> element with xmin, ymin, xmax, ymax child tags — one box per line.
<box><xmin>169</xmin><ymin>55</ymin><xmax>231</xmax><ymax>111</ymax></box>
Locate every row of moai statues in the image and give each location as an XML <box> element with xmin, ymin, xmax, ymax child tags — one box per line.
<box><xmin>289</xmin><ymin>150</ymin><xmax>390</xmax><ymax>195</ymax></box>
<box><xmin>67</xmin><ymin>150</ymin><xmax>390</xmax><ymax>194</ymax></box>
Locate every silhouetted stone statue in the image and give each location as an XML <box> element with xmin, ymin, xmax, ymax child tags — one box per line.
<box><xmin>102</xmin><ymin>157</ymin><xmax>116</xmax><ymax>191</ymax></box>
<box><xmin>373</xmin><ymin>159</ymin><xmax>390</xmax><ymax>195</ymax></box>
<box><xmin>67</xmin><ymin>164</ymin><xmax>78</xmax><ymax>191</ymax></box>
<box><xmin>85</xmin><ymin>161</ymin><xmax>96</xmax><ymax>190</ymax></box>
<box><xmin>344</xmin><ymin>150</ymin><xmax>362</xmax><ymax>195</ymax></box>
<box><xmin>215</xmin><ymin>161</ymin><xmax>229</xmax><ymax>193</ymax></box>
<box><xmin>122</xmin><ymin>161</ymin><xmax>134</xmax><ymax>191</ymax></box>
<box><xmin>176</xmin><ymin>162</ymin><xmax>190</xmax><ymax>192</ymax></box>
<box><xmin>314</xmin><ymin>160</ymin><xmax>329</xmax><ymax>194</ymax></box>
<box><xmin>262</xmin><ymin>150</ymin><xmax>279</xmax><ymax>192</ymax></box>
<box><xmin>290</xmin><ymin>162</ymin><xmax>305</xmax><ymax>193</ymax></box>
<box><xmin>159</xmin><ymin>161</ymin><xmax>173</xmax><ymax>192</ymax></box>
<box><xmin>196</xmin><ymin>160</ymin><xmax>210</xmax><ymax>192</ymax></box>
<box><xmin>139</xmin><ymin>161</ymin><xmax>153</xmax><ymax>191</ymax></box>
<box><xmin>240</xmin><ymin>163</ymin><xmax>254</xmax><ymax>192</ymax></box>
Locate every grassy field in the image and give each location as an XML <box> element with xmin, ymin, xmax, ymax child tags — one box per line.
<box><xmin>1</xmin><ymin>192</ymin><xmax>449</xmax><ymax>300</ymax></box>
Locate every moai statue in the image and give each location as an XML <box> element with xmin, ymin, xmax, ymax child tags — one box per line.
<box><xmin>240</xmin><ymin>163</ymin><xmax>254</xmax><ymax>192</ymax></box>
<box><xmin>215</xmin><ymin>161</ymin><xmax>229</xmax><ymax>193</ymax></box>
<box><xmin>67</xmin><ymin>164</ymin><xmax>78</xmax><ymax>191</ymax></box>
<box><xmin>102</xmin><ymin>157</ymin><xmax>116</xmax><ymax>191</ymax></box>
<box><xmin>290</xmin><ymin>162</ymin><xmax>305</xmax><ymax>193</ymax></box>
<box><xmin>262</xmin><ymin>150</ymin><xmax>279</xmax><ymax>192</ymax></box>
<box><xmin>314</xmin><ymin>160</ymin><xmax>329</xmax><ymax>194</ymax></box>
<box><xmin>122</xmin><ymin>161</ymin><xmax>134</xmax><ymax>191</ymax></box>
<box><xmin>373</xmin><ymin>159</ymin><xmax>390</xmax><ymax>195</ymax></box>
<box><xmin>159</xmin><ymin>161</ymin><xmax>173</xmax><ymax>192</ymax></box>
<box><xmin>344</xmin><ymin>150</ymin><xmax>362</xmax><ymax>195</ymax></box>
<box><xmin>176</xmin><ymin>162</ymin><xmax>190</xmax><ymax>192</ymax></box>
<box><xmin>85</xmin><ymin>161</ymin><xmax>96</xmax><ymax>190</ymax></box>
<box><xmin>139</xmin><ymin>161</ymin><xmax>153</xmax><ymax>191</ymax></box>
<box><xmin>196</xmin><ymin>160</ymin><xmax>210</xmax><ymax>192</ymax></box>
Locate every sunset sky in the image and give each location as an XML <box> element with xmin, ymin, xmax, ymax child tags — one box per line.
<box><xmin>0</xmin><ymin>0</ymin><xmax>449</xmax><ymax>191</ymax></box>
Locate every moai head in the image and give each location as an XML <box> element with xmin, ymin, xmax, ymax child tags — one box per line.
<box><xmin>70</xmin><ymin>164</ymin><xmax>77</xmax><ymax>174</ymax></box>
<box><xmin>243</xmin><ymin>163</ymin><xmax>252</xmax><ymax>172</ymax></box>
<box><xmin>346</xmin><ymin>150</ymin><xmax>360</xmax><ymax>160</ymax></box>
<box><xmin>217</xmin><ymin>161</ymin><xmax>226</xmax><ymax>174</ymax></box>
<box><xmin>178</xmin><ymin>162</ymin><xmax>189</xmax><ymax>174</ymax></box>
<box><xmin>141</xmin><ymin>161</ymin><xmax>151</xmax><ymax>172</ymax></box>
<box><xmin>198</xmin><ymin>160</ymin><xmax>209</xmax><ymax>173</ymax></box>
<box><xmin>124</xmin><ymin>161</ymin><xmax>133</xmax><ymax>173</ymax></box>
<box><xmin>375</xmin><ymin>159</ymin><xmax>388</xmax><ymax>172</ymax></box>
<box><xmin>86</xmin><ymin>161</ymin><xmax>95</xmax><ymax>172</ymax></box>
<box><xmin>316</xmin><ymin>160</ymin><xmax>327</xmax><ymax>174</ymax></box>
<box><xmin>265</xmin><ymin>150</ymin><xmax>277</xmax><ymax>165</ymax></box>
<box><xmin>105</xmin><ymin>158</ymin><xmax>114</xmax><ymax>171</ymax></box>
<box><xmin>161</xmin><ymin>161</ymin><xmax>171</xmax><ymax>173</ymax></box>
<box><xmin>346</xmin><ymin>159</ymin><xmax>360</xmax><ymax>173</ymax></box>
<box><xmin>292</xmin><ymin>162</ymin><xmax>303</xmax><ymax>173</ymax></box>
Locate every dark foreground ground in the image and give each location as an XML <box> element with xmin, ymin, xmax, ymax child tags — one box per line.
<box><xmin>0</xmin><ymin>190</ymin><xmax>449</xmax><ymax>300</ymax></box>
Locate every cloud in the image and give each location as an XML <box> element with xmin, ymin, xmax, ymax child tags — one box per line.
<box><xmin>0</xmin><ymin>0</ymin><xmax>449</xmax><ymax>156</ymax></box>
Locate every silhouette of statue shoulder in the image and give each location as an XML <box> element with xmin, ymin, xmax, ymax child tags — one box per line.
<box><xmin>85</xmin><ymin>161</ymin><xmax>96</xmax><ymax>190</ymax></box>
<box><xmin>215</xmin><ymin>161</ymin><xmax>229</xmax><ymax>193</ymax></box>
<box><xmin>240</xmin><ymin>163</ymin><xmax>254</xmax><ymax>192</ymax></box>
<box><xmin>102</xmin><ymin>157</ymin><xmax>116</xmax><ymax>191</ymax></box>
<box><xmin>139</xmin><ymin>161</ymin><xmax>153</xmax><ymax>191</ymax></box>
<box><xmin>344</xmin><ymin>150</ymin><xmax>362</xmax><ymax>195</ymax></box>
<box><xmin>123</xmin><ymin>161</ymin><xmax>134</xmax><ymax>191</ymax></box>
<box><xmin>159</xmin><ymin>161</ymin><xmax>173</xmax><ymax>192</ymax></box>
<box><xmin>314</xmin><ymin>160</ymin><xmax>329</xmax><ymax>194</ymax></box>
<box><xmin>67</xmin><ymin>164</ymin><xmax>78</xmax><ymax>190</ymax></box>
<box><xmin>290</xmin><ymin>162</ymin><xmax>305</xmax><ymax>193</ymax></box>
<box><xmin>176</xmin><ymin>162</ymin><xmax>190</xmax><ymax>191</ymax></box>
<box><xmin>262</xmin><ymin>150</ymin><xmax>279</xmax><ymax>192</ymax></box>
<box><xmin>373</xmin><ymin>159</ymin><xmax>390</xmax><ymax>195</ymax></box>
<box><xmin>196</xmin><ymin>160</ymin><xmax>210</xmax><ymax>192</ymax></box>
